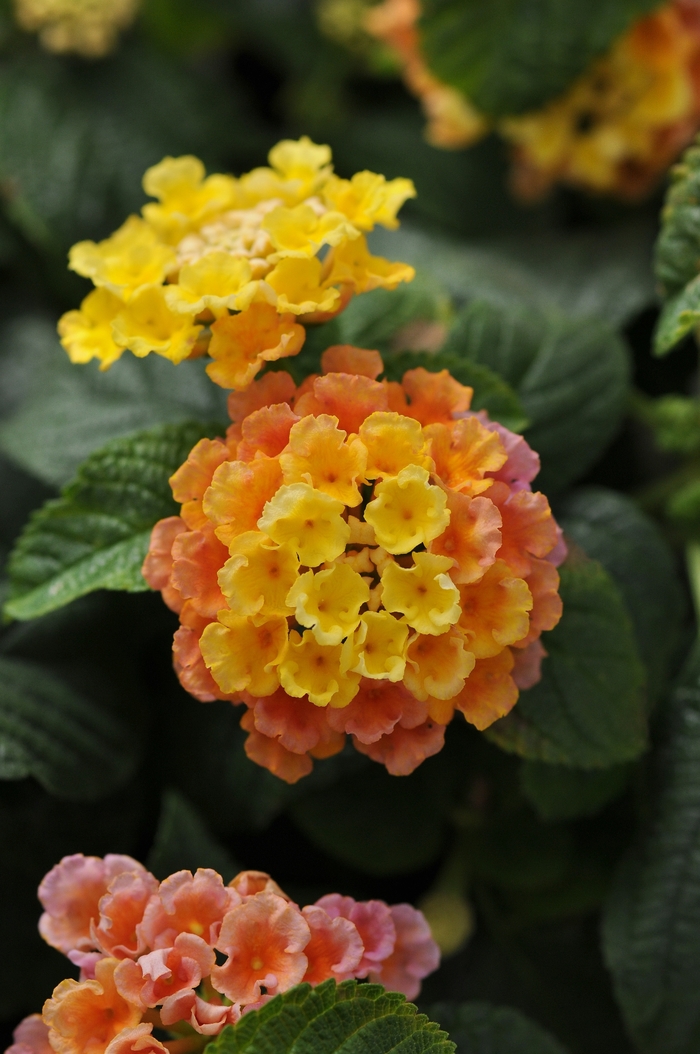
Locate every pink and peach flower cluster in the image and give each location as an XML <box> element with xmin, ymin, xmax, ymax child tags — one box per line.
<box><xmin>6</xmin><ymin>854</ymin><xmax>440</xmax><ymax>1054</ymax></box>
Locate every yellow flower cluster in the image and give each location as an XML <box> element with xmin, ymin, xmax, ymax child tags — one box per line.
<box><xmin>13</xmin><ymin>0</ymin><xmax>140</xmax><ymax>57</ymax></box>
<box><xmin>363</xmin><ymin>0</ymin><xmax>700</xmax><ymax>199</ymax></box>
<box><xmin>58</xmin><ymin>139</ymin><xmax>416</xmax><ymax>384</ymax></box>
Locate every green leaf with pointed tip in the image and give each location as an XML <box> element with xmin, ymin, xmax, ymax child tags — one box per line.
<box><xmin>0</xmin><ymin>654</ymin><xmax>139</xmax><ymax>799</ymax></box>
<box><xmin>419</xmin><ymin>0</ymin><xmax>659</xmax><ymax>118</ymax></box>
<box><xmin>602</xmin><ymin>642</ymin><xmax>700</xmax><ymax>1054</ymax></box>
<box><xmin>5</xmin><ymin>421</ymin><xmax>220</xmax><ymax>621</ymax></box>
<box><xmin>427</xmin><ymin>1002</ymin><xmax>570</xmax><ymax>1054</ymax></box>
<box><xmin>654</xmin><ymin>138</ymin><xmax>700</xmax><ymax>354</ymax></box>
<box><xmin>205</xmin><ymin>980</ymin><xmax>454</xmax><ymax>1054</ymax></box>
<box><xmin>383</xmin><ymin>349</ymin><xmax>530</xmax><ymax>433</ymax></box>
<box><xmin>654</xmin><ymin>276</ymin><xmax>700</xmax><ymax>356</ymax></box>
<box><xmin>485</xmin><ymin>558</ymin><xmax>647</xmax><ymax>767</ymax></box>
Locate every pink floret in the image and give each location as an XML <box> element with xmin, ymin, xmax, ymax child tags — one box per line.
<box><xmin>315</xmin><ymin>895</ymin><xmax>396</xmax><ymax>976</ymax></box>
<box><xmin>368</xmin><ymin>904</ymin><xmax>440</xmax><ymax>1001</ymax></box>
<box><xmin>301</xmin><ymin>905</ymin><xmax>364</xmax><ymax>984</ymax></box>
<box><xmin>114</xmin><ymin>932</ymin><xmax>214</xmax><ymax>1008</ymax></box>
<box><xmin>91</xmin><ymin>870</ymin><xmax>159</xmax><ymax>959</ymax></box>
<box><xmin>159</xmin><ymin>990</ymin><xmax>239</xmax><ymax>1035</ymax></box>
<box><xmin>66</xmin><ymin>950</ymin><xmax>104</xmax><ymax>980</ymax></box>
<box><xmin>6</xmin><ymin>1015</ymin><xmax>52</xmax><ymax>1054</ymax></box>
<box><xmin>139</xmin><ymin>868</ymin><xmax>240</xmax><ymax>949</ymax></box>
<box><xmin>103</xmin><ymin>1024</ymin><xmax>168</xmax><ymax>1054</ymax></box>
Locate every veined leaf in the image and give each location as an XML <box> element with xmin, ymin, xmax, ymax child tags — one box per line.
<box><xmin>0</xmin><ymin>654</ymin><xmax>139</xmax><ymax>799</ymax></box>
<box><xmin>419</xmin><ymin>0</ymin><xmax>659</xmax><ymax>117</ymax></box>
<box><xmin>485</xmin><ymin>558</ymin><xmax>647</xmax><ymax>767</ymax></box>
<box><xmin>205</xmin><ymin>979</ymin><xmax>454</xmax><ymax>1054</ymax></box>
<box><xmin>654</xmin><ymin>138</ymin><xmax>700</xmax><ymax>355</ymax></box>
<box><xmin>428</xmin><ymin>1002</ymin><xmax>569</xmax><ymax>1054</ymax></box>
<box><xmin>5</xmin><ymin>421</ymin><xmax>220</xmax><ymax>621</ymax></box>
<box><xmin>602</xmin><ymin>643</ymin><xmax>700</xmax><ymax>1054</ymax></box>
<box><xmin>653</xmin><ymin>277</ymin><xmax>700</xmax><ymax>356</ymax></box>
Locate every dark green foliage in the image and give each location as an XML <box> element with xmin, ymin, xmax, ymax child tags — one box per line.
<box><xmin>520</xmin><ymin>762</ymin><xmax>633</xmax><ymax>822</ymax></box>
<box><xmin>147</xmin><ymin>789</ymin><xmax>238</xmax><ymax>880</ymax></box>
<box><xmin>486</xmin><ymin>559</ymin><xmax>647</xmax><ymax>767</ymax></box>
<box><xmin>5</xmin><ymin>421</ymin><xmax>220</xmax><ymax>620</ymax></box>
<box><xmin>440</xmin><ymin>300</ymin><xmax>630</xmax><ymax>492</ymax></box>
<box><xmin>205</xmin><ymin>980</ymin><xmax>454</xmax><ymax>1054</ymax></box>
<box><xmin>427</xmin><ymin>1002</ymin><xmax>570</xmax><ymax>1054</ymax></box>
<box><xmin>419</xmin><ymin>0</ymin><xmax>658</xmax><ymax>117</ymax></box>
<box><xmin>603</xmin><ymin>643</ymin><xmax>700</xmax><ymax>1054</ymax></box>
<box><xmin>654</xmin><ymin>139</ymin><xmax>700</xmax><ymax>354</ymax></box>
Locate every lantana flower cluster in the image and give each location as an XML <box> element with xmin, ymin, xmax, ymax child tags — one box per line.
<box><xmin>6</xmin><ymin>854</ymin><xmax>439</xmax><ymax>1054</ymax></box>
<box><xmin>364</xmin><ymin>0</ymin><xmax>700</xmax><ymax>199</ymax></box>
<box><xmin>58</xmin><ymin>138</ymin><xmax>415</xmax><ymax>384</ymax></box>
<box><xmin>13</xmin><ymin>0</ymin><xmax>140</xmax><ymax>57</ymax></box>
<box><xmin>143</xmin><ymin>345</ymin><xmax>565</xmax><ymax>784</ymax></box>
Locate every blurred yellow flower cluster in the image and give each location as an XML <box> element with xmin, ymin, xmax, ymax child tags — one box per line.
<box><xmin>58</xmin><ymin>139</ymin><xmax>416</xmax><ymax>385</ymax></box>
<box><xmin>13</xmin><ymin>0</ymin><xmax>140</xmax><ymax>57</ymax></box>
<box><xmin>363</xmin><ymin>0</ymin><xmax>700</xmax><ymax>199</ymax></box>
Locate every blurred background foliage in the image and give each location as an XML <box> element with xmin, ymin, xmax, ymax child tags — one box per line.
<box><xmin>2</xmin><ymin>2</ymin><xmax>700</xmax><ymax>1053</ymax></box>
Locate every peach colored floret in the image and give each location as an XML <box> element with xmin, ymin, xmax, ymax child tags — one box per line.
<box><xmin>140</xmin><ymin>869</ymin><xmax>240</xmax><ymax>950</ymax></box>
<box><xmin>428</xmin><ymin>490</ymin><xmax>502</xmax><ymax>584</ymax></box>
<box><xmin>7</xmin><ymin>1016</ymin><xmax>52</xmax><ymax>1054</ymax></box>
<box><xmin>511</xmin><ymin>639</ymin><xmax>548</xmax><ymax>690</ymax></box>
<box><xmin>301</xmin><ymin>906</ymin><xmax>364</xmax><ymax>984</ymax></box>
<box><xmin>114</xmin><ymin>932</ymin><xmax>214</xmax><ymax>1007</ymax></box>
<box><xmin>240</xmin><ymin>708</ymin><xmax>314</xmax><ymax>782</ymax></box>
<box><xmin>315</xmin><ymin>895</ymin><xmax>396</xmax><ymax>975</ymax></box>
<box><xmin>325</xmin><ymin>681</ymin><xmax>423</xmax><ymax>744</ymax></box>
<box><xmin>158</xmin><ymin>991</ymin><xmax>238</xmax><ymax>1035</ymax></box>
<box><xmin>368</xmin><ymin>903</ymin><xmax>440</xmax><ymax>1001</ymax></box>
<box><xmin>91</xmin><ymin>870</ymin><xmax>158</xmax><ymax>959</ymax></box>
<box><xmin>39</xmin><ymin>855</ymin><xmax>145</xmax><ymax>956</ymax></box>
<box><xmin>170</xmin><ymin>527</ymin><xmax>228</xmax><ymax>619</ymax></box>
<box><xmin>169</xmin><ymin>439</ymin><xmax>231</xmax><ymax>531</ymax></box>
<box><xmin>489</xmin><ymin>483</ymin><xmax>560</xmax><ymax>577</ymax></box>
<box><xmin>451</xmin><ymin>649</ymin><xmax>519</xmax><ymax>730</ymax></box>
<box><xmin>229</xmin><ymin>870</ymin><xmax>288</xmax><ymax>899</ymax></box>
<box><xmin>236</xmin><ymin>404</ymin><xmax>301</xmax><ymax>461</ymax></box>
<box><xmin>211</xmin><ymin>893</ymin><xmax>310</xmax><ymax>1004</ymax></box>
<box><xmin>204</xmin><ymin>457</ymin><xmax>283</xmax><ymax>548</ymax></box>
<box><xmin>320</xmin><ymin>345</ymin><xmax>384</xmax><ymax>379</ymax></box>
<box><xmin>43</xmin><ymin>957</ymin><xmax>142</xmax><ymax>1054</ymax></box>
<box><xmin>207</xmin><ymin>304</ymin><xmax>305</xmax><ymax>391</ymax></box>
<box><xmin>251</xmin><ymin>689</ymin><xmax>338</xmax><ymax>754</ymax></box>
<box><xmin>517</xmin><ymin>557</ymin><xmax>563</xmax><ymax>646</ymax></box>
<box><xmin>141</xmin><ymin>517</ymin><xmax>186</xmax><ymax>612</ymax></box>
<box><xmin>355</xmin><ymin>719</ymin><xmax>446</xmax><ymax>775</ymax></box>
<box><xmin>173</xmin><ymin>625</ymin><xmax>231</xmax><ymax>702</ymax></box>
<box><xmin>227</xmin><ymin>371</ymin><xmax>297</xmax><ymax>426</ymax></box>
<box><xmin>103</xmin><ymin>1024</ymin><xmax>168</xmax><ymax>1054</ymax></box>
<box><xmin>294</xmin><ymin>373</ymin><xmax>388</xmax><ymax>434</ymax></box>
<box><xmin>402</xmin><ymin>368</ymin><xmax>472</xmax><ymax>425</ymax></box>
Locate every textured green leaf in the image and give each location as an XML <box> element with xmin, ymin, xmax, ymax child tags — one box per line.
<box><xmin>0</xmin><ymin>317</ymin><xmax>228</xmax><ymax>487</ymax></box>
<box><xmin>419</xmin><ymin>0</ymin><xmax>659</xmax><ymax>117</ymax></box>
<box><xmin>147</xmin><ymin>789</ymin><xmax>238</xmax><ymax>881</ymax></box>
<box><xmin>440</xmin><ymin>300</ymin><xmax>629</xmax><ymax>492</ymax></box>
<box><xmin>653</xmin><ymin>277</ymin><xmax>700</xmax><ymax>356</ymax></box>
<box><xmin>557</xmin><ymin>487</ymin><xmax>685</xmax><ymax>704</ymax></box>
<box><xmin>485</xmin><ymin>559</ymin><xmax>647</xmax><ymax>767</ymax></box>
<box><xmin>383</xmin><ymin>350</ymin><xmax>529</xmax><ymax>433</ymax></box>
<box><xmin>0</xmin><ymin>654</ymin><xmax>139</xmax><ymax>799</ymax></box>
<box><xmin>427</xmin><ymin>1002</ymin><xmax>569</xmax><ymax>1054</ymax></box>
<box><xmin>520</xmin><ymin>761</ymin><xmax>633</xmax><ymax>822</ymax></box>
<box><xmin>602</xmin><ymin>643</ymin><xmax>700</xmax><ymax>1054</ymax></box>
<box><xmin>5</xmin><ymin>421</ymin><xmax>219</xmax><ymax>620</ymax></box>
<box><xmin>655</xmin><ymin>139</ymin><xmax>700</xmax><ymax>297</ymax></box>
<box><xmin>371</xmin><ymin>222</ymin><xmax>657</xmax><ymax>328</ymax></box>
<box><xmin>205</xmin><ymin>980</ymin><xmax>454</xmax><ymax>1054</ymax></box>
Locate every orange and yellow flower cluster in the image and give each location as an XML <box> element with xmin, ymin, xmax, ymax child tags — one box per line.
<box><xmin>365</xmin><ymin>0</ymin><xmax>700</xmax><ymax>199</ymax></box>
<box><xmin>143</xmin><ymin>345</ymin><xmax>565</xmax><ymax>784</ymax></box>
<box><xmin>13</xmin><ymin>0</ymin><xmax>140</xmax><ymax>57</ymax></box>
<box><xmin>6</xmin><ymin>854</ymin><xmax>439</xmax><ymax>1054</ymax></box>
<box><xmin>58</xmin><ymin>139</ymin><xmax>415</xmax><ymax>383</ymax></box>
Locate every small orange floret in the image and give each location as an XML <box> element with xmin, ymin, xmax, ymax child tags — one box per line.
<box><xmin>141</xmin><ymin>516</ymin><xmax>186</xmax><ymax>612</ymax></box>
<box><xmin>204</xmin><ymin>457</ymin><xmax>283</xmax><ymax>547</ymax></box>
<box><xmin>206</xmin><ymin>303</ymin><xmax>306</xmax><ymax>390</ymax></box>
<box><xmin>354</xmin><ymin>718</ymin><xmax>446</xmax><ymax>775</ymax></box>
<box><xmin>139</xmin><ymin>868</ymin><xmax>239</xmax><ymax>950</ymax></box>
<box><xmin>301</xmin><ymin>906</ymin><xmax>364</xmax><ymax>984</ymax></box>
<box><xmin>401</xmin><ymin>368</ymin><xmax>472</xmax><ymax>425</ymax></box>
<box><xmin>459</xmin><ymin>559</ymin><xmax>533</xmax><ymax>658</ymax></box>
<box><xmin>43</xmin><ymin>958</ymin><xmax>142</xmax><ymax>1054</ymax></box>
<box><xmin>425</xmin><ymin>418</ymin><xmax>507</xmax><ymax>495</ymax></box>
<box><xmin>170</xmin><ymin>526</ymin><xmax>229</xmax><ymax>619</ymax></box>
<box><xmin>321</xmin><ymin>345</ymin><xmax>384</xmax><ymax>379</ymax></box>
<box><xmin>173</xmin><ymin>625</ymin><xmax>231</xmax><ymax>702</ymax></box>
<box><xmin>251</xmin><ymin>688</ymin><xmax>341</xmax><ymax>755</ymax></box>
<box><xmin>452</xmin><ymin>649</ymin><xmax>519</xmax><ymax>730</ymax></box>
<box><xmin>295</xmin><ymin>372</ymin><xmax>388</xmax><ymax>434</ymax></box>
<box><xmin>241</xmin><ymin>708</ymin><xmax>314</xmax><ymax>782</ymax></box>
<box><xmin>519</xmin><ymin>557</ymin><xmax>563</xmax><ymax>645</ymax></box>
<box><xmin>489</xmin><ymin>482</ymin><xmax>560</xmax><ymax>576</ymax></box>
<box><xmin>326</xmin><ymin>681</ymin><xmax>423</xmax><ymax>743</ymax></box>
<box><xmin>91</xmin><ymin>870</ymin><xmax>158</xmax><ymax>958</ymax></box>
<box><xmin>429</xmin><ymin>491</ymin><xmax>502</xmax><ymax>583</ymax></box>
<box><xmin>236</xmin><ymin>403</ymin><xmax>301</xmax><ymax>461</ymax></box>
<box><xmin>169</xmin><ymin>438</ymin><xmax>231</xmax><ymax>531</ymax></box>
<box><xmin>227</xmin><ymin>371</ymin><xmax>296</xmax><ymax>425</ymax></box>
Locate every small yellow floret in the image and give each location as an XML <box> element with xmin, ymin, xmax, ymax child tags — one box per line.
<box><xmin>359</xmin><ymin>412</ymin><xmax>433</xmax><ymax>478</ymax></box>
<box><xmin>142</xmin><ymin>156</ymin><xmax>240</xmax><ymax>244</ymax></box>
<box><xmin>279</xmin><ymin>630</ymin><xmax>360</xmax><ymax>707</ymax></box>
<box><xmin>280</xmin><ymin>414</ymin><xmax>367</xmax><ymax>506</ymax></box>
<box><xmin>266</xmin><ymin>256</ymin><xmax>340</xmax><ymax>315</ymax></box>
<box><xmin>345</xmin><ymin>610</ymin><xmax>409</xmax><ymax>681</ymax></box>
<box><xmin>365</xmin><ymin>463</ymin><xmax>450</xmax><ymax>554</ymax></box>
<box><xmin>110</xmin><ymin>286</ymin><xmax>202</xmax><ymax>363</ymax></box>
<box><xmin>165</xmin><ymin>253</ymin><xmax>255</xmax><ymax>317</ymax></box>
<box><xmin>381</xmin><ymin>551</ymin><xmax>461</xmax><ymax>635</ymax></box>
<box><xmin>263</xmin><ymin>204</ymin><xmax>358</xmax><ymax>258</ymax></box>
<box><xmin>218</xmin><ymin>532</ymin><xmax>299</xmax><ymax>620</ymax></box>
<box><xmin>322</xmin><ymin>171</ymin><xmax>416</xmax><ymax>230</ymax></box>
<box><xmin>404</xmin><ymin>630</ymin><xmax>475</xmax><ymax>701</ymax></box>
<box><xmin>200</xmin><ymin>613</ymin><xmax>288</xmax><ymax>696</ymax></box>
<box><xmin>325</xmin><ymin>234</ymin><xmax>415</xmax><ymax>293</ymax></box>
<box><xmin>258</xmin><ymin>482</ymin><xmax>350</xmax><ymax>567</ymax></box>
<box><xmin>58</xmin><ymin>287</ymin><xmax>124</xmax><ymax>370</ymax></box>
<box><xmin>286</xmin><ymin>563</ymin><xmax>369</xmax><ymax>646</ymax></box>
<box><xmin>69</xmin><ymin>216</ymin><xmax>175</xmax><ymax>299</ymax></box>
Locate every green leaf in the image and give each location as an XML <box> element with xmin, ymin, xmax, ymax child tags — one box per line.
<box><xmin>5</xmin><ymin>420</ymin><xmax>219</xmax><ymax>621</ymax></box>
<box><xmin>440</xmin><ymin>300</ymin><xmax>630</xmax><ymax>492</ymax></box>
<box><xmin>419</xmin><ymin>0</ymin><xmax>659</xmax><ymax>117</ymax></box>
<box><xmin>427</xmin><ymin>1002</ymin><xmax>569</xmax><ymax>1054</ymax></box>
<box><xmin>383</xmin><ymin>350</ymin><xmax>530</xmax><ymax>433</ymax></box>
<box><xmin>0</xmin><ymin>654</ymin><xmax>139</xmax><ymax>799</ymax></box>
<box><xmin>655</xmin><ymin>139</ymin><xmax>700</xmax><ymax>297</ymax></box>
<box><xmin>371</xmin><ymin>221</ymin><xmax>657</xmax><ymax>329</ymax></box>
<box><xmin>520</xmin><ymin>761</ymin><xmax>633</xmax><ymax>822</ymax></box>
<box><xmin>0</xmin><ymin>317</ymin><xmax>228</xmax><ymax>487</ymax></box>
<box><xmin>602</xmin><ymin>642</ymin><xmax>700</xmax><ymax>1054</ymax></box>
<box><xmin>653</xmin><ymin>277</ymin><xmax>700</xmax><ymax>356</ymax></box>
<box><xmin>337</xmin><ymin>277</ymin><xmax>450</xmax><ymax>354</ymax></box>
<box><xmin>556</xmin><ymin>487</ymin><xmax>685</xmax><ymax>704</ymax></box>
<box><xmin>485</xmin><ymin>558</ymin><xmax>648</xmax><ymax>767</ymax></box>
<box><xmin>205</xmin><ymin>979</ymin><xmax>454</xmax><ymax>1054</ymax></box>
<box><xmin>633</xmin><ymin>393</ymin><xmax>700</xmax><ymax>455</ymax></box>
<box><xmin>146</xmin><ymin>789</ymin><xmax>238</xmax><ymax>881</ymax></box>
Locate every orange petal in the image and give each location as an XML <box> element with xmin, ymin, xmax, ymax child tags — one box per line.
<box><xmin>401</xmin><ymin>368</ymin><xmax>472</xmax><ymax>425</ymax></box>
<box><xmin>452</xmin><ymin>650</ymin><xmax>518</xmax><ymax>730</ymax></box>
<box><xmin>320</xmin><ymin>345</ymin><xmax>384</xmax><ymax>379</ymax></box>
